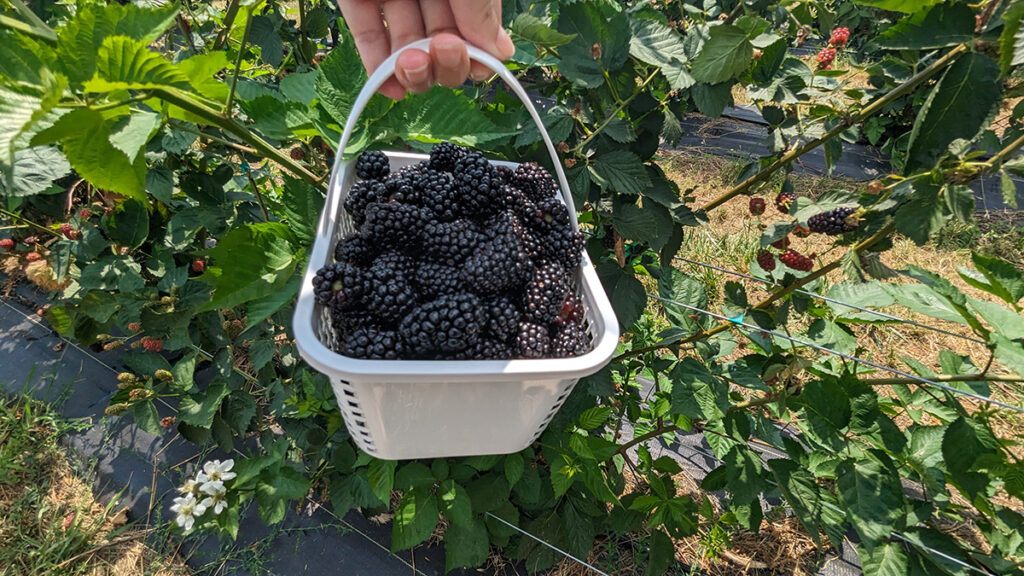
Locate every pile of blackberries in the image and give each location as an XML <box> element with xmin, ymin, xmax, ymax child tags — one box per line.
<box><xmin>313</xmin><ymin>143</ymin><xmax>588</xmax><ymax>360</ymax></box>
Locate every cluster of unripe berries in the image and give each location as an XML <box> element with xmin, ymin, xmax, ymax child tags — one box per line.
<box><xmin>815</xmin><ymin>27</ymin><xmax>850</xmax><ymax>69</ymax></box>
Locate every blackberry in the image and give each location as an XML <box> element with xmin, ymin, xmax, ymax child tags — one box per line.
<box><xmin>428</xmin><ymin>141</ymin><xmax>467</xmax><ymax>172</ymax></box>
<box><xmin>756</xmin><ymin>249</ymin><xmax>776</xmax><ymax>272</ymax></box>
<box><xmin>422</xmin><ymin>219</ymin><xmax>482</xmax><ymax>266</ymax></box>
<box><xmin>749</xmin><ymin>197</ymin><xmax>766</xmax><ymax>216</ymax></box>
<box><xmin>313</xmin><ymin>262</ymin><xmax>370</xmax><ymax>312</ymax></box>
<box><xmin>551</xmin><ymin>322</ymin><xmax>588</xmax><ymax>357</ymax></box>
<box><xmin>342</xmin><ymin>327</ymin><xmax>404</xmax><ymax>359</ymax></box>
<box><xmin>452</xmin><ymin>337</ymin><xmax>515</xmax><ymax>360</ymax></box>
<box><xmin>371</xmin><ymin>250</ymin><xmax>415</xmax><ymax>279</ymax></box>
<box><xmin>454</xmin><ymin>152</ymin><xmax>502</xmax><ymax>217</ymax></box>
<box><xmin>601</xmin><ymin>226</ymin><xmax>617</xmax><ymax>251</ymax></box>
<box><xmin>496</xmin><ymin>165</ymin><xmax>514</xmax><ymax>184</ymax></box>
<box><xmin>483</xmin><ymin>294</ymin><xmax>520</xmax><ymax>341</ymax></box>
<box><xmin>557</xmin><ymin>292</ymin><xmax>583</xmax><ymax>325</ymax></box>
<box><xmin>344</xmin><ymin>180</ymin><xmax>386</xmax><ymax>225</ymax></box>
<box><xmin>542</xmin><ymin>227</ymin><xmax>584</xmax><ymax>272</ymax></box>
<box><xmin>331</xmin><ymin>308</ymin><xmax>377</xmax><ymax>333</ymax></box>
<box><xmin>415</xmin><ymin>169</ymin><xmax>460</xmax><ymax>221</ymax></box>
<box><xmin>516</xmin><ymin>322</ymin><xmax>551</xmax><ymax>359</ymax></box>
<box><xmin>383</xmin><ymin>167</ymin><xmax>420</xmax><ymax>204</ymax></box>
<box><xmin>463</xmin><ymin>222</ymin><xmax>532</xmax><ymax>294</ymax></box>
<box><xmin>356</xmin><ymin>150</ymin><xmax>390</xmax><ymax>180</ymax></box>
<box><xmin>498</xmin><ymin>184</ymin><xmax>535</xmax><ymax>217</ymax></box>
<box><xmin>771</xmin><ymin>236</ymin><xmax>790</xmax><ymax>250</ymax></box>
<box><xmin>513</xmin><ymin>162</ymin><xmax>556</xmax><ymax>201</ymax></box>
<box><xmin>527</xmin><ymin>197</ymin><xmax>571</xmax><ymax>236</ymax></box>
<box><xmin>807</xmin><ymin>206</ymin><xmax>858</xmax><ymax>235</ymax></box>
<box><xmin>334</xmin><ymin>234</ymin><xmax>376</xmax><ymax>266</ymax></box>
<box><xmin>366</xmin><ymin>267</ymin><xmax>417</xmax><ymax>326</ymax></box>
<box><xmin>523</xmin><ymin>261</ymin><xmax>569</xmax><ymax>325</ymax></box>
<box><xmin>400</xmin><ymin>294</ymin><xmax>487</xmax><ymax>355</ymax></box>
<box><xmin>414</xmin><ymin>261</ymin><xmax>463</xmax><ymax>299</ymax></box>
<box><xmin>362</xmin><ymin>202</ymin><xmax>426</xmax><ymax>251</ymax></box>
<box><xmin>775</xmin><ymin>190</ymin><xmax>796</xmax><ymax>214</ymax></box>
<box><xmin>779</xmin><ymin>249</ymin><xmax>814</xmax><ymax>272</ymax></box>
<box><xmin>501</xmin><ymin>210</ymin><xmax>543</xmax><ymax>261</ymax></box>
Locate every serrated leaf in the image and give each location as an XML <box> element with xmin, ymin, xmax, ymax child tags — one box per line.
<box><xmin>589</xmin><ymin>150</ymin><xmax>650</xmax><ymax>195</ymax></box>
<box><xmin>279</xmin><ymin>176</ymin><xmax>323</xmax><ymax>246</ymax></box>
<box><xmin>658</xmin><ymin>268</ymin><xmax>707</xmax><ymax>333</ymax></box>
<box><xmin>971</xmin><ymin>252</ymin><xmax>1024</xmax><ymax>304</ymax></box>
<box><xmin>669</xmin><ymin>357</ymin><xmax>729</xmax><ymax>420</ymax></box>
<box><xmin>109</xmin><ymin>111</ymin><xmax>160</xmax><ymax>162</ymax></box>
<box><xmin>1001</xmin><ymin>0</ymin><xmax>1024</xmax><ymax>76</ymax></box>
<box><xmin>837</xmin><ymin>457</ymin><xmax>906</xmax><ymax>551</ymax></box>
<box><xmin>803</xmin><ymin>319</ymin><xmax>857</xmax><ymax>354</ymax></box>
<box><xmin>556</xmin><ymin>2</ymin><xmax>630</xmax><ymax>88</ymax></box>
<box><xmin>367</xmin><ymin>458</ymin><xmax>396</xmax><ymax>505</ymax></box>
<box><xmin>852</xmin><ymin>0</ymin><xmax>941</xmax><ymax>13</ymax></box>
<box><xmin>578</xmin><ymin>406</ymin><xmax>611</xmax><ymax>429</ymax></box>
<box><xmin>504</xmin><ymin>453</ymin><xmax>524</xmax><ymax>487</ymax></box>
<box><xmin>0</xmin><ymin>146</ymin><xmax>70</xmax><ymax>197</ymax></box>
<box><xmin>861</xmin><ymin>542</ymin><xmax>909</xmax><ymax>576</ymax></box>
<box><xmin>103</xmin><ymin>199</ymin><xmax>150</xmax><ymax>249</ymax></box>
<box><xmin>0</xmin><ymin>30</ymin><xmax>52</xmax><ymax>85</ymax></box>
<box><xmin>943</xmin><ymin>416</ymin><xmax>1002</xmax><ymax>497</ymax></box>
<box><xmin>691</xmin><ymin>25</ymin><xmax>753</xmax><ymax>84</ymax></box>
<box><xmin>906</xmin><ymin>53</ymin><xmax>1002</xmax><ymax>172</ymax></box>
<box><xmin>177</xmin><ymin>381</ymin><xmax>229</xmax><ymax>428</ymax></box>
<box><xmin>992</xmin><ymin>333</ymin><xmax>1024</xmax><ymax>379</ymax></box>
<box><xmin>250</xmin><ymin>16</ymin><xmax>284</xmax><ymax>67</ymax></box>
<box><xmin>873</xmin><ymin>3</ymin><xmax>974</xmax><ymax>50</ymax></box>
<box><xmin>445</xmin><ymin>518</ymin><xmax>489</xmax><ymax>571</ymax></box>
<box><xmin>200</xmin><ymin>222</ymin><xmax>300</xmax><ymax>311</ymax></box>
<box><xmin>894</xmin><ymin>183</ymin><xmax>945</xmax><ymax>245</ymax></box>
<box><xmin>596</xmin><ymin>260</ymin><xmax>646</xmax><ymax>330</ymax></box>
<box><xmin>645</xmin><ymin>529</ymin><xmax>675</xmax><ymax>576</ymax></box>
<box><xmin>85</xmin><ymin>36</ymin><xmax>189</xmax><ymax>92</ymax></box>
<box><xmin>629</xmin><ymin>18</ymin><xmax>688</xmax><ymax>68</ymax></box>
<box><xmin>383</xmin><ymin>87</ymin><xmax>512</xmax><ymax>146</ymax></box>
<box><xmin>511</xmin><ymin>13</ymin><xmax>575</xmax><ymax>47</ymax></box>
<box><xmin>691</xmin><ymin>83</ymin><xmax>733</xmax><ymax>117</ymax></box>
<box><xmin>768</xmin><ymin>459</ymin><xmax>822</xmax><ymax>545</ymax></box>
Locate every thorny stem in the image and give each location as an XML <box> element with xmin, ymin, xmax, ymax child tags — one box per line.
<box><xmin>612</xmin><ymin>423</ymin><xmax>680</xmax><ymax>459</ymax></box>
<box><xmin>728</xmin><ymin>386</ymin><xmax>801</xmax><ymax>412</ymax></box>
<box><xmin>151</xmin><ymin>87</ymin><xmax>321</xmax><ymax>186</ymax></box>
<box><xmin>986</xmin><ymin>131</ymin><xmax>1024</xmax><ymax>168</ymax></box>
<box><xmin>224</xmin><ymin>10</ymin><xmax>254</xmax><ymax>115</ymax></box>
<box><xmin>700</xmin><ymin>43</ymin><xmax>969</xmax><ymax>213</ymax></box>
<box><xmin>612</xmin><ymin>222</ymin><xmax>897</xmax><ymax>363</ymax></box>
<box><xmin>572</xmin><ymin>70</ymin><xmax>660</xmax><ymax>155</ymax></box>
<box><xmin>864</xmin><ymin>373</ymin><xmax>1024</xmax><ymax>386</ymax></box>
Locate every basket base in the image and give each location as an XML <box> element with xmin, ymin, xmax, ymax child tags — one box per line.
<box><xmin>333</xmin><ymin>376</ymin><xmax>578</xmax><ymax>460</ymax></box>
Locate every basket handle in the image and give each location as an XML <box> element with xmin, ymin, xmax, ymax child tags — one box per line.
<box><xmin>333</xmin><ymin>38</ymin><xmax>577</xmax><ymax>223</ymax></box>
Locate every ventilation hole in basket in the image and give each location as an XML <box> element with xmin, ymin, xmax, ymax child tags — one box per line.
<box><xmin>343</xmin><ymin>389</ymin><xmax>355</xmax><ymax>397</ymax></box>
<box><xmin>355</xmin><ymin>419</ymin><xmax>367</xmax><ymax>428</ymax></box>
<box><xmin>347</xmin><ymin>400</ymin><xmax>359</xmax><ymax>408</ymax></box>
<box><xmin>351</xmin><ymin>411</ymin><xmax>364</xmax><ymax>418</ymax></box>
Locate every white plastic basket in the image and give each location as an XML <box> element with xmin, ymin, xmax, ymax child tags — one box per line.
<box><xmin>293</xmin><ymin>39</ymin><xmax>619</xmax><ymax>460</ymax></box>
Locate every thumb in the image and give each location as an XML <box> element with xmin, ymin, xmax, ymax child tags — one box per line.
<box><xmin>448</xmin><ymin>0</ymin><xmax>514</xmax><ymax>60</ymax></box>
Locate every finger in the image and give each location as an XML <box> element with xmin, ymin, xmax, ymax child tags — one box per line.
<box><xmin>395</xmin><ymin>48</ymin><xmax>434</xmax><ymax>93</ymax></box>
<box><xmin>381</xmin><ymin>0</ymin><xmax>431</xmax><ymax>93</ymax></box>
<box><xmin>337</xmin><ymin>0</ymin><xmax>404</xmax><ymax>99</ymax></box>
<box><xmin>430</xmin><ymin>33</ymin><xmax>470</xmax><ymax>88</ymax></box>
<box><xmin>448</xmin><ymin>0</ymin><xmax>514</xmax><ymax>60</ymax></box>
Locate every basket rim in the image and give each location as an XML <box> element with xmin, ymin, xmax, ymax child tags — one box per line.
<box><xmin>293</xmin><ymin>151</ymin><xmax>620</xmax><ymax>381</ymax></box>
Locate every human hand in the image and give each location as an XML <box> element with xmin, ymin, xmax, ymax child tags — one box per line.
<box><xmin>336</xmin><ymin>0</ymin><xmax>515</xmax><ymax>100</ymax></box>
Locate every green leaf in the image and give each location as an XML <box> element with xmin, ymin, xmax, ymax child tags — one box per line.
<box><xmin>861</xmin><ymin>542</ymin><xmax>909</xmax><ymax>576</ymax></box>
<box><xmin>250</xmin><ymin>16</ymin><xmax>284</xmax><ymax>67</ymax></box>
<box><xmin>992</xmin><ymin>333</ymin><xmax>1024</xmax><ymax>379</ymax></box>
<box><xmin>971</xmin><ymin>298</ymin><xmax>1024</xmax><ymax>340</ymax></box>
<box><xmin>906</xmin><ymin>53</ymin><xmax>1002</xmax><ymax>172</ymax></box>
<box><xmin>279</xmin><ymin>176</ymin><xmax>324</xmax><ymax>246</ymax></box>
<box><xmin>200</xmin><ymin>222</ymin><xmax>300</xmax><ymax>311</ymax></box>
<box><xmin>445</xmin><ymin>518</ymin><xmax>489</xmax><ymax>571</ymax></box>
<box><xmin>33</xmin><ymin>108</ymin><xmax>147</xmax><ymax>200</ymax></box>
<box><xmin>367</xmin><ymin>458</ymin><xmax>396</xmax><ymax>505</ymax></box>
<box><xmin>103</xmin><ymin>199</ymin><xmax>150</xmax><ymax>250</ymax></box>
<box><xmin>264</xmin><ymin>464</ymin><xmax>310</xmax><ymax>500</ymax></box>
<box><xmin>970</xmin><ymin>252</ymin><xmax>1024</xmax><ymax>304</ymax></box>
<box><xmin>596</xmin><ymin>260</ymin><xmax>647</xmax><ymax>330</ymax></box>
<box><xmin>383</xmin><ymin>87</ymin><xmax>512</xmax><ymax>147</ymax></box>
<box><xmin>578</xmin><ymin>406</ymin><xmax>612</xmax><ymax>430</ymax></box>
<box><xmin>556</xmin><ymin>2</ymin><xmax>630</xmax><ymax>88</ymax></box>
<box><xmin>691</xmin><ymin>25</ymin><xmax>753</xmax><ymax>84</ymax></box>
<box><xmin>109</xmin><ymin>111</ymin><xmax>160</xmax><ymax>163</ymax></box>
<box><xmin>437</xmin><ymin>480</ymin><xmax>473</xmax><ymax>527</ymax></box>
<box><xmin>0</xmin><ymin>146</ymin><xmax>71</xmax><ymax>197</ymax></box>
<box><xmin>644</xmin><ymin>529</ymin><xmax>675</xmax><ymax>576</ymax></box>
<box><xmin>768</xmin><ymin>459</ymin><xmax>822</xmax><ymax>546</ymax></box>
<box><xmin>0</xmin><ymin>30</ymin><xmax>52</xmax><ymax>85</ymax></box>
<box><xmin>588</xmin><ymin>150</ymin><xmax>650</xmax><ymax>195</ymax></box>
<box><xmin>132</xmin><ymin>401</ymin><xmax>162</xmax><ymax>436</ymax></box>
<box><xmin>722</xmin><ymin>445</ymin><xmax>763</xmax><ymax>502</ymax></box>
<box><xmin>629</xmin><ymin>18</ymin><xmax>688</xmax><ymax>69</ymax></box>
<box><xmin>85</xmin><ymin>36</ymin><xmax>190</xmax><ymax>92</ymax></box>
<box><xmin>837</xmin><ymin>456</ymin><xmax>906</xmax><ymax>551</ymax></box>
<box><xmin>943</xmin><ymin>416</ymin><xmax>1002</xmax><ymax>498</ymax></box>
<box><xmin>885</xmin><ymin>283</ymin><xmax>965</xmax><ymax>324</ymax></box>
<box><xmin>1001</xmin><ymin>0</ymin><xmax>1024</xmax><ymax>76</ymax></box>
<box><xmin>315</xmin><ymin>25</ymin><xmax>384</xmax><ymax>127</ymax></box>
<box><xmin>794</xmin><ymin>378</ymin><xmax>852</xmax><ymax>439</ymax></box>
<box><xmin>392</xmin><ymin>488</ymin><xmax>440</xmax><ymax>551</ymax></box>
<box><xmin>802</xmin><ymin>319</ymin><xmax>857</xmax><ymax>355</ymax></box>
<box><xmin>658</xmin><ymin>268</ymin><xmax>708</xmax><ymax>333</ymax></box>
<box><xmin>669</xmin><ymin>357</ymin><xmax>729</xmax><ymax>420</ymax></box>
<box><xmin>243</xmin><ymin>275</ymin><xmax>301</xmax><ymax>334</ymax></box>
<box><xmin>178</xmin><ymin>52</ymin><xmax>231</xmax><ymax>101</ymax></box>
<box><xmin>873</xmin><ymin>3</ymin><xmax>974</xmax><ymax>50</ymax></box>
<box><xmin>691</xmin><ymin>83</ymin><xmax>734</xmax><ymax>117</ymax></box>
<box><xmin>177</xmin><ymin>381</ymin><xmax>229</xmax><ymax>428</ymax></box>
<box><xmin>852</xmin><ymin>0</ymin><xmax>941</xmax><ymax>13</ymax></box>
<box><xmin>511</xmin><ymin>13</ymin><xmax>575</xmax><ymax>48</ymax></box>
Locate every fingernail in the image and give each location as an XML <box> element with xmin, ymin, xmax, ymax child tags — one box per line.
<box><xmin>436</xmin><ymin>44</ymin><xmax>462</xmax><ymax>68</ymax></box>
<box><xmin>404</xmin><ymin>62</ymin><xmax>429</xmax><ymax>85</ymax></box>
<box><xmin>496</xmin><ymin>30</ymin><xmax>515</xmax><ymax>59</ymax></box>
<box><xmin>470</xmin><ymin>68</ymin><xmax>491</xmax><ymax>82</ymax></box>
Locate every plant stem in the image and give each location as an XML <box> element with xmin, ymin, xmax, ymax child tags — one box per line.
<box><xmin>214</xmin><ymin>0</ymin><xmax>242</xmax><ymax>50</ymax></box>
<box><xmin>572</xmin><ymin>70</ymin><xmax>660</xmax><ymax>155</ymax></box>
<box><xmin>613</xmin><ymin>424</ymin><xmax>679</xmax><ymax>458</ymax></box>
<box><xmin>987</xmin><ymin>131</ymin><xmax>1024</xmax><ymax>168</ymax></box>
<box><xmin>612</xmin><ymin>222</ymin><xmax>896</xmax><ymax>362</ymax></box>
<box><xmin>0</xmin><ymin>208</ymin><xmax>60</xmax><ymax>237</ymax></box>
<box><xmin>246</xmin><ymin>168</ymin><xmax>270</xmax><ymax>221</ymax></box>
<box><xmin>701</xmin><ymin>43</ymin><xmax>968</xmax><ymax>213</ymax></box>
<box><xmin>151</xmin><ymin>87</ymin><xmax>321</xmax><ymax>186</ymax></box>
<box><xmin>863</xmin><ymin>373</ymin><xmax>1024</xmax><ymax>386</ymax></box>
<box><xmin>224</xmin><ymin>10</ymin><xmax>254</xmax><ymax>116</ymax></box>
<box><xmin>728</xmin><ymin>386</ymin><xmax>800</xmax><ymax>412</ymax></box>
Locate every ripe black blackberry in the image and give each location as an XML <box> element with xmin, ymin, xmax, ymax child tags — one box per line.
<box><xmin>501</xmin><ymin>210</ymin><xmax>543</xmax><ymax>261</ymax></box>
<box><xmin>344</xmin><ymin>180</ymin><xmax>386</xmax><ymax>225</ymax></box>
<box><xmin>362</xmin><ymin>202</ymin><xmax>426</xmax><ymax>250</ymax></box>
<box><xmin>334</xmin><ymin>234</ymin><xmax>376</xmax><ymax>266</ymax></box>
<box><xmin>516</xmin><ymin>322</ymin><xmax>551</xmax><ymax>359</ymax></box>
<box><xmin>356</xmin><ymin>150</ymin><xmax>390</xmax><ymax>180</ymax></box>
<box><xmin>422</xmin><ymin>219</ymin><xmax>482</xmax><ymax>266</ymax></box>
<box><xmin>331</xmin><ymin>308</ymin><xmax>376</xmax><ymax>334</ymax></box>
<box><xmin>313</xmin><ymin>262</ymin><xmax>370</xmax><ymax>312</ymax></box>
<box><xmin>366</xmin><ymin>267</ymin><xmax>417</xmax><ymax>326</ymax></box>
<box><xmin>498</xmin><ymin>184</ymin><xmax>535</xmax><ymax>218</ymax></box>
<box><xmin>542</xmin><ymin>227</ymin><xmax>584</xmax><ymax>272</ymax></box>
<box><xmin>483</xmin><ymin>294</ymin><xmax>520</xmax><ymax>342</ymax></box>
<box><xmin>463</xmin><ymin>222</ymin><xmax>532</xmax><ymax>294</ymax></box>
<box><xmin>371</xmin><ymin>250</ymin><xmax>415</xmax><ymax>279</ymax></box>
<box><xmin>807</xmin><ymin>206</ymin><xmax>858</xmax><ymax>235</ymax></box>
<box><xmin>523</xmin><ymin>261</ymin><xmax>569</xmax><ymax>325</ymax></box>
<box><xmin>383</xmin><ymin>166</ymin><xmax>420</xmax><ymax>204</ymax></box>
<box><xmin>551</xmin><ymin>322</ymin><xmax>588</xmax><ymax>357</ymax></box>
<box><xmin>513</xmin><ymin>162</ymin><xmax>556</xmax><ymax>201</ymax></box>
<box><xmin>775</xmin><ymin>189</ymin><xmax>796</xmax><ymax>214</ymax></box>
<box><xmin>342</xmin><ymin>327</ymin><xmax>404</xmax><ymax>359</ymax></box>
<box><xmin>601</xmin><ymin>226</ymin><xmax>617</xmax><ymax>251</ymax></box>
<box><xmin>756</xmin><ymin>249</ymin><xmax>776</xmax><ymax>272</ymax></box>
<box><xmin>451</xmin><ymin>337</ymin><xmax>515</xmax><ymax>360</ymax></box>
<box><xmin>496</xmin><ymin>165</ymin><xmax>514</xmax><ymax>184</ymax></box>
<box><xmin>428</xmin><ymin>141</ymin><xmax>467</xmax><ymax>172</ymax></box>
<box><xmin>527</xmin><ymin>197</ymin><xmax>570</xmax><ymax>236</ymax></box>
<box><xmin>454</xmin><ymin>152</ymin><xmax>502</xmax><ymax>217</ymax></box>
<box><xmin>400</xmin><ymin>294</ymin><xmax>486</xmax><ymax>355</ymax></box>
<box><xmin>556</xmin><ymin>292</ymin><xmax>583</xmax><ymax>325</ymax></box>
<box><xmin>415</xmin><ymin>169</ymin><xmax>460</xmax><ymax>221</ymax></box>
<box><xmin>779</xmin><ymin>249</ymin><xmax>814</xmax><ymax>271</ymax></box>
<box><xmin>414</xmin><ymin>261</ymin><xmax>462</xmax><ymax>299</ymax></box>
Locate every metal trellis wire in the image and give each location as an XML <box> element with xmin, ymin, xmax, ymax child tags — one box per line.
<box><xmin>644</xmin><ymin>293</ymin><xmax>1024</xmax><ymax>414</ymax></box>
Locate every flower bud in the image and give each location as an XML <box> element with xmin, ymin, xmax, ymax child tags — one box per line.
<box><xmin>154</xmin><ymin>369</ymin><xmax>174</xmax><ymax>383</ymax></box>
<box><xmin>104</xmin><ymin>402</ymin><xmax>131</xmax><ymax>416</ymax></box>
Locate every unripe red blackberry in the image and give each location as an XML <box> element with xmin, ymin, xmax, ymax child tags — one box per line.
<box><xmin>79</xmin><ymin>208</ymin><xmax>93</xmax><ymax>219</ymax></box>
<box><xmin>829</xmin><ymin>27</ymin><xmax>850</xmax><ymax>47</ymax></box>
<box><xmin>771</xmin><ymin>236</ymin><xmax>790</xmax><ymax>250</ymax></box>
<box><xmin>0</xmin><ymin>238</ymin><xmax>13</xmax><ymax>250</ymax></box>
<box><xmin>816</xmin><ymin>47</ymin><xmax>836</xmax><ymax>67</ymax></box>
<box><xmin>192</xmin><ymin>259</ymin><xmax>205</xmax><ymax>273</ymax></box>
<box><xmin>775</xmin><ymin>190</ymin><xmax>795</xmax><ymax>214</ymax></box>
<box><xmin>779</xmin><ymin>249</ymin><xmax>814</xmax><ymax>271</ymax></box>
<box><xmin>25</xmin><ymin>252</ymin><xmax>41</xmax><ymax>262</ymax></box>
<box><xmin>127</xmin><ymin>322</ymin><xmax>143</xmax><ymax>332</ymax></box>
<box><xmin>290</xmin><ymin>147</ymin><xmax>307</xmax><ymax>161</ymax></box>
<box><xmin>756</xmin><ymin>249</ymin><xmax>776</xmax><ymax>271</ymax></box>
<box><xmin>141</xmin><ymin>337</ymin><xmax>164</xmax><ymax>352</ymax></box>
<box><xmin>749</xmin><ymin>197</ymin><xmax>766</xmax><ymax>216</ymax></box>
<box><xmin>60</xmin><ymin>223</ymin><xmax>80</xmax><ymax>240</ymax></box>
<box><xmin>23</xmin><ymin>236</ymin><xmax>38</xmax><ymax>245</ymax></box>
